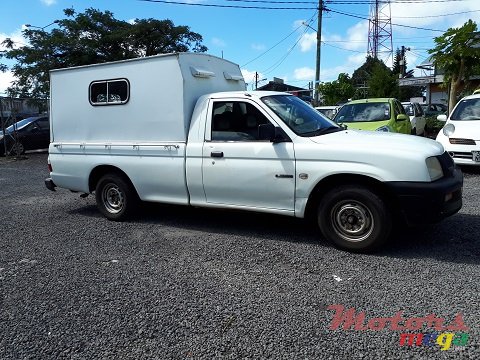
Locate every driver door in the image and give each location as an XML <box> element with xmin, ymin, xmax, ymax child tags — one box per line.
<box><xmin>201</xmin><ymin>99</ymin><xmax>296</xmax><ymax>212</ymax></box>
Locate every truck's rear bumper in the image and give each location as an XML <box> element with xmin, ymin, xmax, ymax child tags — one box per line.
<box><xmin>45</xmin><ymin>177</ymin><xmax>57</xmax><ymax>191</ymax></box>
<box><xmin>386</xmin><ymin>167</ymin><xmax>463</xmax><ymax>225</ymax></box>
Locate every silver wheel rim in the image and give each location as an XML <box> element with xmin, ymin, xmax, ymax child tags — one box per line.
<box><xmin>331</xmin><ymin>200</ymin><xmax>374</xmax><ymax>242</ymax></box>
<box><xmin>101</xmin><ymin>182</ymin><xmax>124</xmax><ymax>214</ymax></box>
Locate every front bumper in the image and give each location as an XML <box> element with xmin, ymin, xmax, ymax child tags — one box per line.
<box><xmin>385</xmin><ymin>167</ymin><xmax>463</xmax><ymax>225</ymax></box>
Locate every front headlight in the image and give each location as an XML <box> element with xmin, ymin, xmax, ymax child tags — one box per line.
<box><xmin>443</xmin><ymin>123</ymin><xmax>455</xmax><ymax>137</ymax></box>
<box><xmin>376</xmin><ymin>125</ymin><xmax>391</xmax><ymax>132</ymax></box>
<box><xmin>426</xmin><ymin>156</ymin><xmax>444</xmax><ymax>181</ymax></box>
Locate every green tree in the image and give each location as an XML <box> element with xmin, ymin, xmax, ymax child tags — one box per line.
<box><xmin>428</xmin><ymin>19</ymin><xmax>480</xmax><ymax>113</ymax></box>
<box><xmin>0</xmin><ymin>8</ymin><xmax>207</xmax><ymax>100</ymax></box>
<box><xmin>392</xmin><ymin>48</ymin><xmax>402</xmax><ymax>77</ymax></box>
<box><xmin>351</xmin><ymin>56</ymin><xmax>391</xmax><ymax>99</ymax></box>
<box><xmin>318</xmin><ymin>73</ymin><xmax>355</xmax><ymax>105</ymax></box>
<box><xmin>367</xmin><ymin>62</ymin><xmax>397</xmax><ymax>98</ymax></box>
<box><xmin>351</xmin><ymin>57</ymin><xmax>384</xmax><ymax>87</ymax></box>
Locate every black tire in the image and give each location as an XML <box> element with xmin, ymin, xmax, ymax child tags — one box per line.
<box><xmin>317</xmin><ymin>185</ymin><xmax>392</xmax><ymax>252</ymax></box>
<box><xmin>411</xmin><ymin>127</ymin><xmax>416</xmax><ymax>135</ymax></box>
<box><xmin>95</xmin><ymin>173</ymin><xmax>138</xmax><ymax>221</ymax></box>
<box><xmin>8</xmin><ymin>141</ymin><xmax>25</xmax><ymax>156</ymax></box>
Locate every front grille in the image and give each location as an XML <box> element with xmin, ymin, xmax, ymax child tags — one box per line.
<box><xmin>449</xmin><ymin>138</ymin><xmax>476</xmax><ymax>145</ymax></box>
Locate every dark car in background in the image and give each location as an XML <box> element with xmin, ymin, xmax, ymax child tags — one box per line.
<box><xmin>0</xmin><ymin>116</ymin><xmax>50</xmax><ymax>156</ymax></box>
<box><xmin>421</xmin><ymin>103</ymin><xmax>447</xmax><ymax>117</ymax></box>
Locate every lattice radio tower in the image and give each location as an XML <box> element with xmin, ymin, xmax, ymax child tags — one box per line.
<box><xmin>367</xmin><ymin>0</ymin><xmax>393</xmax><ymax>65</ymax></box>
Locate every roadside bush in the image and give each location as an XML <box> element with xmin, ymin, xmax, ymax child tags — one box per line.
<box><xmin>424</xmin><ymin>115</ymin><xmax>445</xmax><ymax>139</ymax></box>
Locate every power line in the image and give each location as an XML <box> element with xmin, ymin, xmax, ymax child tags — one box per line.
<box><xmin>226</xmin><ymin>0</ymin><xmax>472</xmax><ymax>3</ymax></box>
<box><xmin>139</xmin><ymin>0</ymin><xmax>316</xmax><ymax>9</ymax></box>
<box><xmin>261</xmin><ymin>15</ymin><xmax>315</xmax><ymax>74</ymax></box>
<box><xmin>327</xmin><ymin>6</ymin><xmax>480</xmax><ymax>19</ymax></box>
<box><xmin>326</xmin><ymin>0</ymin><xmax>470</xmax><ymax>3</ymax></box>
<box><xmin>261</xmin><ymin>35</ymin><xmax>305</xmax><ymax>74</ymax></box>
<box><xmin>393</xmin><ymin>9</ymin><xmax>480</xmax><ymax>19</ymax></box>
<box><xmin>327</xmin><ymin>8</ymin><xmax>445</xmax><ymax>32</ymax></box>
<box><xmin>242</xmin><ymin>11</ymin><xmax>317</xmax><ymax>67</ymax></box>
<box><xmin>323</xmin><ymin>42</ymin><xmax>366</xmax><ymax>53</ymax></box>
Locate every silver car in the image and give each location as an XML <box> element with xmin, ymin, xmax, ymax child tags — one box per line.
<box><xmin>402</xmin><ymin>102</ymin><xmax>426</xmax><ymax>136</ymax></box>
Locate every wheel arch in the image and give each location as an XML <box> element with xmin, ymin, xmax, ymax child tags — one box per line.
<box><xmin>304</xmin><ymin>173</ymin><xmax>401</xmax><ymax>221</ymax></box>
<box><xmin>89</xmin><ymin>165</ymin><xmax>137</xmax><ymax>195</ymax></box>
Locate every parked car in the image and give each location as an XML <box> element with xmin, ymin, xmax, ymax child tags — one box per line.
<box><xmin>402</xmin><ymin>102</ymin><xmax>426</xmax><ymax>136</ymax></box>
<box><xmin>333</xmin><ymin>98</ymin><xmax>412</xmax><ymax>134</ymax></box>
<box><xmin>314</xmin><ymin>106</ymin><xmax>338</xmax><ymax>119</ymax></box>
<box><xmin>0</xmin><ymin>115</ymin><xmax>50</xmax><ymax>155</ymax></box>
<box><xmin>435</xmin><ymin>93</ymin><xmax>480</xmax><ymax>166</ymax></box>
<box><xmin>421</xmin><ymin>103</ymin><xmax>447</xmax><ymax>117</ymax></box>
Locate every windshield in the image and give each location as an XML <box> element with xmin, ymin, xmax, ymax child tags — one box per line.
<box><xmin>335</xmin><ymin>102</ymin><xmax>391</xmax><ymax>123</ymax></box>
<box><xmin>261</xmin><ymin>95</ymin><xmax>341</xmax><ymax>136</ymax></box>
<box><xmin>450</xmin><ymin>98</ymin><xmax>480</xmax><ymax>121</ymax></box>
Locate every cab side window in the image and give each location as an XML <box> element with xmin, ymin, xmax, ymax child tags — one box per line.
<box><xmin>211</xmin><ymin>101</ymin><xmax>270</xmax><ymax>141</ymax></box>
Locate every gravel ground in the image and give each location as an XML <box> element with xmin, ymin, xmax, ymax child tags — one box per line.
<box><xmin>0</xmin><ymin>152</ymin><xmax>479</xmax><ymax>359</ymax></box>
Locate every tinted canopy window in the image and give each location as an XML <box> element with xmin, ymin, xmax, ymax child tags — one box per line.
<box><xmin>90</xmin><ymin>79</ymin><xmax>129</xmax><ymax>105</ymax></box>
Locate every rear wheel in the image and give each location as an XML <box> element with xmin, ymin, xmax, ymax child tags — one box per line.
<box><xmin>95</xmin><ymin>173</ymin><xmax>138</xmax><ymax>221</ymax></box>
<box><xmin>317</xmin><ymin>185</ymin><xmax>392</xmax><ymax>252</ymax></box>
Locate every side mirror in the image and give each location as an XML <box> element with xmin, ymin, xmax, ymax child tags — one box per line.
<box><xmin>396</xmin><ymin>114</ymin><xmax>409</xmax><ymax>122</ymax></box>
<box><xmin>437</xmin><ymin>114</ymin><xmax>447</xmax><ymax>122</ymax></box>
<box><xmin>258</xmin><ymin>123</ymin><xmax>288</xmax><ymax>143</ymax></box>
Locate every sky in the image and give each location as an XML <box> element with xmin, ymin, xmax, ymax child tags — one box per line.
<box><xmin>1</xmin><ymin>0</ymin><xmax>480</xmax><ymax>94</ymax></box>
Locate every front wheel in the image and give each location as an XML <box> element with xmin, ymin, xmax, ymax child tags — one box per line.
<box><xmin>8</xmin><ymin>141</ymin><xmax>25</xmax><ymax>156</ymax></box>
<box><xmin>95</xmin><ymin>173</ymin><xmax>138</xmax><ymax>221</ymax></box>
<box><xmin>317</xmin><ymin>185</ymin><xmax>392</xmax><ymax>252</ymax></box>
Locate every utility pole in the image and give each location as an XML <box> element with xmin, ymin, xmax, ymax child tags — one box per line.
<box><xmin>315</xmin><ymin>0</ymin><xmax>324</xmax><ymax>106</ymax></box>
<box><xmin>255</xmin><ymin>72</ymin><xmax>267</xmax><ymax>90</ymax></box>
<box><xmin>399</xmin><ymin>45</ymin><xmax>410</xmax><ymax>78</ymax></box>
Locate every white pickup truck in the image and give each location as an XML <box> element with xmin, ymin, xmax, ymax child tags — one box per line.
<box><xmin>45</xmin><ymin>53</ymin><xmax>463</xmax><ymax>252</ymax></box>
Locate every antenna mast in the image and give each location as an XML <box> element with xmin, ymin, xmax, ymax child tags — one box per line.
<box><xmin>367</xmin><ymin>0</ymin><xmax>393</xmax><ymax>65</ymax></box>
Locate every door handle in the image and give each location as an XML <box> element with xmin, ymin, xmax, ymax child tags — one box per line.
<box><xmin>211</xmin><ymin>151</ymin><xmax>224</xmax><ymax>158</ymax></box>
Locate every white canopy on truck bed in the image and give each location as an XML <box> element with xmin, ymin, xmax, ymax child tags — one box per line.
<box><xmin>49</xmin><ymin>52</ymin><xmax>245</xmax><ymax>143</ymax></box>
